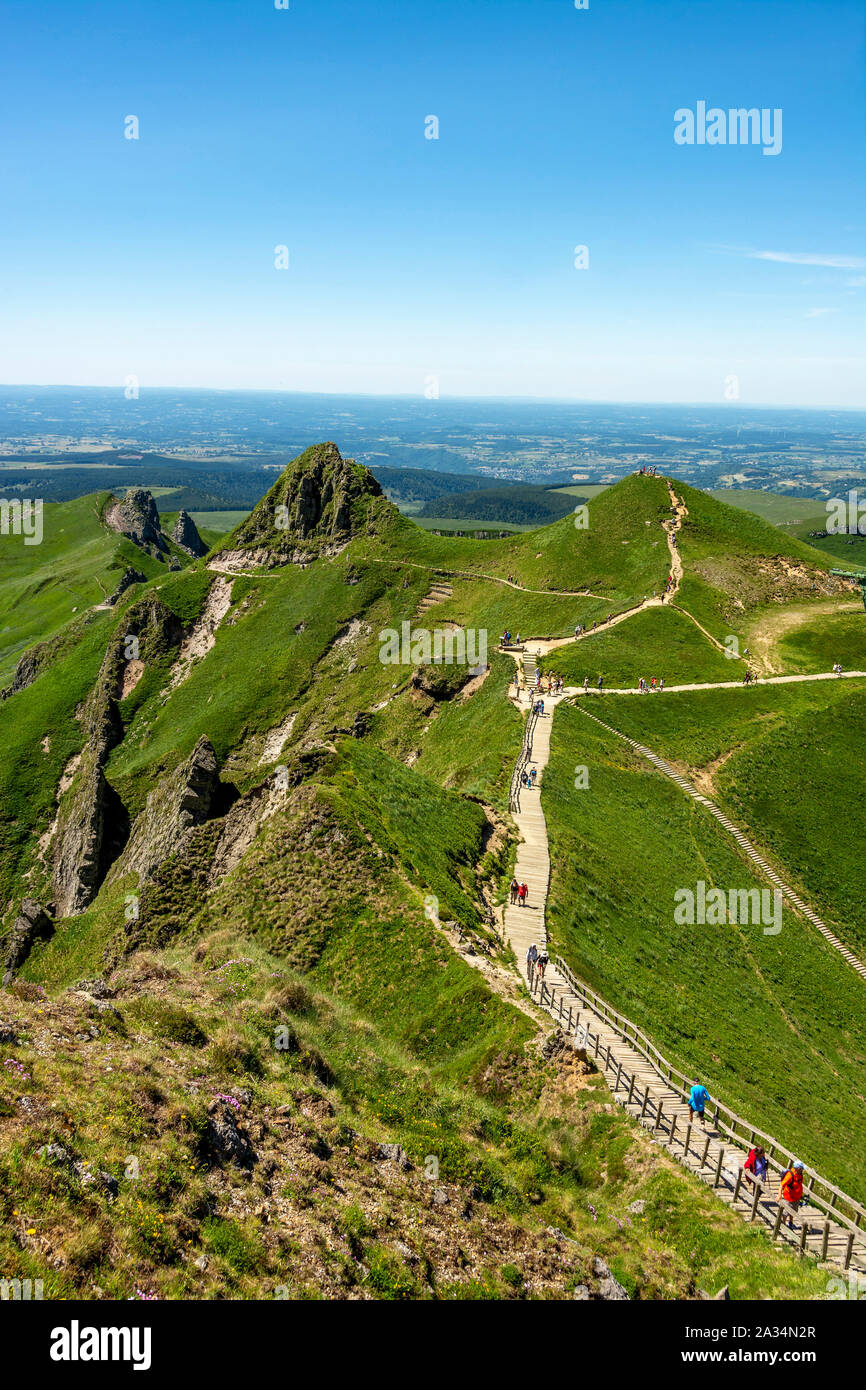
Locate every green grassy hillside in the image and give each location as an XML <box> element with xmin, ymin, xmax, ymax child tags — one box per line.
<box><xmin>543</xmin><ymin>698</ymin><xmax>866</xmax><ymax>1201</ymax></box>
<box><xmin>1</xmin><ymin>446</ymin><xmax>862</xmax><ymax>1301</ymax></box>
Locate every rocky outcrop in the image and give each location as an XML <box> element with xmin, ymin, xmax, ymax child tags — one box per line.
<box><xmin>104</xmin><ymin>488</ymin><xmax>167</xmax><ymax>554</ymax></box>
<box><xmin>172</xmin><ymin>510</ymin><xmax>208</xmax><ymax>558</ymax></box>
<box><xmin>50</xmin><ymin>595</ymin><xmax>185</xmax><ymax>917</ymax></box>
<box><xmin>106</xmin><ymin>566</ymin><xmax>147</xmax><ymax>606</ymax></box>
<box><xmin>108</xmin><ymin>737</ymin><xmax>221</xmax><ymax>886</ymax></box>
<box><xmin>51</xmin><ymin>751</ymin><xmax>127</xmax><ymax>918</ymax></box>
<box><xmin>214</xmin><ymin>442</ymin><xmax>392</xmax><ymax>565</ymax></box>
<box><xmin>3</xmin><ymin>900</ymin><xmax>54</xmax><ymax>984</ymax></box>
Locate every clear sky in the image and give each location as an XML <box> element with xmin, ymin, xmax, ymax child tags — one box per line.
<box><xmin>0</xmin><ymin>0</ymin><xmax>863</xmax><ymax>406</ymax></box>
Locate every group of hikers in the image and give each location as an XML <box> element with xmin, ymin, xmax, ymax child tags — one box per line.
<box><xmin>742</xmin><ymin>668</ymin><xmax>757</xmax><ymax>685</ymax></box>
<box><xmin>500</xmin><ymin>628</ymin><xmax>522</xmax><ymax>647</ymax></box>
<box><xmin>534</xmin><ymin>671</ymin><xmax>564</xmax><ymax>696</ymax></box>
<box><xmin>509</xmin><ymin>879</ymin><xmax>530</xmax><ymax>907</ymax></box>
<box><xmin>524</xmin><ymin>942</ymin><xmax>549</xmax><ymax>981</ymax></box>
<box><xmin>581</xmin><ymin>675</ymin><xmax>604</xmax><ymax>693</ymax></box>
<box><xmin>665</xmin><ymin>571</ymin><xmax>675</xmax><ymax>595</ymax></box>
<box><xmin>638</xmin><ymin>676</ymin><xmax>665</xmax><ymax>692</ymax></box>
<box><xmin>519</xmin><ymin>766</ymin><xmax>538</xmax><ymax>790</ymax></box>
<box><xmin>688</xmin><ymin>1080</ymin><xmax>809</xmax><ymax>1228</ymax></box>
<box><xmin>574</xmin><ymin>613</ymin><xmax>615</xmax><ymax>638</ymax></box>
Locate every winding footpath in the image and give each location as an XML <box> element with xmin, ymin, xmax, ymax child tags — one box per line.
<box><xmin>499</xmin><ymin>481</ymin><xmax>866</xmax><ymax>1276</ymax></box>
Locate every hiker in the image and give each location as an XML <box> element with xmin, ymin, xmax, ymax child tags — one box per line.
<box><xmin>520</xmin><ymin>769</ymin><xmax>529</xmax><ymax>787</ymax></box>
<box><xmin>779</xmin><ymin>1160</ymin><xmax>805</xmax><ymax>1228</ymax></box>
<box><xmin>509</xmin><ymin>878</ymin><xmax>519</xmax><ymax>906</ymax></box>
<box><xmin>526</xmin><ymin>942</ymin><xmax>538</xmax><ymax>982</ymax></box>
<box><xmin>597</xmin><ymin>675</ymin><xmax>603</xmax><ymax>692</ymax></box>
<box><xmin>519</xmin><ymin>882</ymin><xmax>528</xmax><ymax>906</ymax></box>
<box><xmin>528</xmin><ymin>767</ymin><xmax>537</xmax><ymax>788</ymax></box>
<box><xmin>583</xmin><ymin>676</ymin><xmax>589</xmax><ymax>693</ymax></box>
<box><xmin>688</xmin><ymin>1077</ymin><xmax>710</xmax><ymax>1127</ymax></box>
<box><xmin>744</xmin><ymin>1145</ymin><xmax>769</xmax><ymax>1187</ymax></box>
<box><xmin>659</xmin><ymin>677</ymin><xmax>664</xmax><ymax>691</ymax></box>
<box><xmin>537</xmin><ymin>949</ymin><xmax>549</xmax><ymax>980</ymax></box>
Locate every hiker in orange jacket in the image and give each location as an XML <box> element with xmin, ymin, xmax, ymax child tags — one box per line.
<box><xmin>779</xmin><ymin>1160</ymin><xmax>804</xmax><ymax>1228</ymax></box>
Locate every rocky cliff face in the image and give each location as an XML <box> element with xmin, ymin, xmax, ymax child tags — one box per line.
<box><xmin>217</xmin><ymin>442</ymin><xmax>392</xmax><ymax>564</ymax></box>
<box><xmin>172</xmin><ymin>510</ymin><xmax>208</xmax><ymax>558</ymax></box>
<box><xmin>108</xmin><ymin>736</ymin><xmax>221</xmax><ymax>886</ymax></box>
<box><xmin>2</xmin><ymin>899</ymin><xmax>54</xmax><ymax>984</ymax></box>
<box><xmin>104</xmin><ymin>488</ymin><xmax>168</xmax><ymax>554</ymax></box>
<box><xmin>50</xmin><ymin>595</ymin><xmax>185</xmax><ymax>917</ymax></box>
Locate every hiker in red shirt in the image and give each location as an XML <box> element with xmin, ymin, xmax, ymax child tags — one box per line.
<box><xmin>518</xmin><ymin>882</ymin><xmax>528</xmax><ymax>906</ymax></box>
<box><xmin>744</xmin><ymin>1145</ymin><xmax>768</xmax><ymax>1186</ymax></box>
<box><xmin>779</xmin><ymin>1160</ymin><xmax>804</xmax><ymax>1228</ymax></box>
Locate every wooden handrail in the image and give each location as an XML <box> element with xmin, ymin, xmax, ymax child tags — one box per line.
<box><xmin>548</xmin><ymin>953</ymin><xmax>866</xmax><ymax>1240</ymax></box>
<box><xmin>509</xmin><ymin>704</ymin><xmax>540</xmax><ymax>812</ymax></box>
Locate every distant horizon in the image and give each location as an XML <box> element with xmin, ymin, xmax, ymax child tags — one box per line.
<box><xmin>0</xmin><ymin>383</ymin><xmax>863</xmax><ymax>415</ymax></box>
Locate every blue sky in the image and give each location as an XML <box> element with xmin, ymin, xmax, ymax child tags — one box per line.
<box><xmin>0</xmin><ymin>0</ymin><xmax>863</xmax><ymax>405</ymax></box>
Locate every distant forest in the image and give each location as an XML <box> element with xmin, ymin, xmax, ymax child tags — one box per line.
<box><xmin>418</xmin><ymin>485</ymin><xmax>582</xmax><ymax>525</ymax></box>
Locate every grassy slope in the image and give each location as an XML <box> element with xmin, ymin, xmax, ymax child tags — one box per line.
<box><xmin>603</xmin><ymin>681</ymin><xmax>866</xmax><ymax>961</ymax></box>
<box><xmin>1</xmin><ymin>930</ymin><xmax>829</xmax><ymax>1300</ymax></box>
<box><xmin>0</xmin><ymin>493</ymin><xmax>185</xmax><ymax>685</ymax></box>
<box><xmin>363</xmin><ymin>472</ymin><xmax>673</xmax><ymax>602</ymax></box>
<box><xmin>539</xmin><ymin>607</ymin><xmax>739</xmax><ymax>687</ymax></box>
<box><xmin>543</xmin><ymin>700</ymin><xmax>866</xmax><ymax>1202</ymax></box>
<box><xmin>674</xmin><ymin>482</ymin><xmax>847</xmax><ymax>645</ymax></box>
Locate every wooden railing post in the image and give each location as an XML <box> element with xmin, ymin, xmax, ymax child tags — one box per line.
<box><xmin>845</xmin><ymin>1233</ymin><xmax>854</xmax><ymax>1270</ymax></box>
<box><xmin>750</xmin><ymin>1180</ymin><xmax>762</xmax><ymax>1222</ymax></box>
<box><xmin>733</xmin><ymin>1168</ymin><xmax>744</xmax><ymax>1204</ymax></box>
<box><xmin>714</xmin><ymin>1148</ymin><xmax>725</xmax><ymax>1188</ymax></box>
<box><xmin>701</xmin><ymin>1135</ymin><xmax>711</xmax><ymax>1168</ymax></box>
<box><xmin>627</xmin><ymin>1073</ymin><xmax>636</xmax><ymax>1106</ymax></box>
<box><xmin>772</xmin><ymin>1204</ymin><xmax>784</xmax><ymax>1241</ymax></box>
<box><xmin>821</xmin><ymin>1222</ymin><xmax>830</xmax><ymax>1260</ymax></box>
<box><xmin>683</xmin><ymin>1122</ymin><xmax>692</xmax><ymax>1160</ymax></box>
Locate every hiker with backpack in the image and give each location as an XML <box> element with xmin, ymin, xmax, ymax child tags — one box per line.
<box><xmin>519</xmin><ymin>882</ymin><xmax>528</xmax><ymax>906</ymax></box>
<box><xmin>509</xmin><ymin>878</ymin><xmax>519</xmax><ymax>906</ymax></box>
<box><xmin>537</xmin><ymin>948</ymin><xmax>549</xmax><ymax>980</ymax></box>
<box><xmin>779</xmin><ymin>1160</ymin><xmax>805</xmax><ymax>1228</ymax></box>
<box><xmin>688</xmin><ymin>1077</ymin><xmax>710</xmax><ymax>1127</ymax></box>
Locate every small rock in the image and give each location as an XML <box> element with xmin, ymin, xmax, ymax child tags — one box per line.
<box><xmin>432</xmin><ymin>1187</ymin><xmax>449</xmax><ymax>1206</ymax></box>
<box><xmin>194</xmin><ymin>1255</ymin><xmax>208</xmax><ymax>1271</ymax></box>
<box><xmin>572</xmin><ymin>1284</ymin><xmax>591</xmax><ymax>1300</ymax></box>
<box><xmin>627</xmin><ymin>1199</ymin><xmax>646</xmax><ymax>1215</ymax></box>
<box><xmin>36</xmin><ymin>1143</ymin><xmax>70</xmax><ymax>1165</ymax></box>
<box><xmin>376</xmin><ymin>1143</ymin><xmax>412</xmax><ymax>1170</ymax></box>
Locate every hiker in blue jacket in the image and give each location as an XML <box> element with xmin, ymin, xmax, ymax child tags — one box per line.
<box><xmin>689</xmin><ymin>1077</ymin><xmax>710</xmax><ymax>1127</ymax></box>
